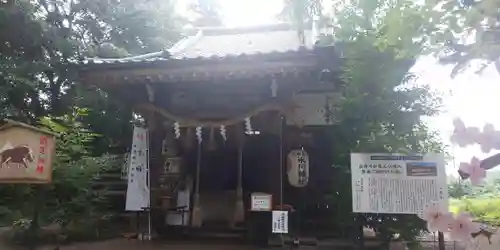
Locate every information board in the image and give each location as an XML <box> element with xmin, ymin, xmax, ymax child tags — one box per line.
<box><xmin>351</xmin><ymin>153</ymin><xmax>448</xmax><ymax>214</ymax></box>
<box><xmin>272</xmin><ymin>210</ymin><xmax>289</xmax><ymax>234</ymax></box>
<box><xmin>251</xmin><ymin>192</ymin><xmax>272</xmax><ymax>211</ymax></box>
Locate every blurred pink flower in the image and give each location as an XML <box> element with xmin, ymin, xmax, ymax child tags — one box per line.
<box><xmin>450</xmin><ymin>118</ymin><xmax>479</xmax><ymax>147</ymax></box>
<box><xmin>491</xmin><ymin>229</ymin><xmax>500</xmax><ymax>245</ymax></box>
<box><xmin>459</xmin><ymin>157</ymin><xmax>486</xmax><ymax>186</ymax></box>
<box><xmin>422</xmin><ymin>205</ymin><xmax>453</xmax><ymax>232</ymax></box>
<box><xmin>449</xmin><ymin>212</ymin><xmax>481</xmax><ymax>241</ymax></box>
<box><xmin>479</xmin><ymin>123</ymin><xmax>499</xmax><ymax>153</ymax></box>
<box><xmin>475</xmin><ymin>233</ymin><xmax>496</xmax><ymax>250</ymax></box>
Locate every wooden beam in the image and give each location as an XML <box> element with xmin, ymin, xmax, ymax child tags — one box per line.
<box><xmin>481</xmin><ymin>153</ymin><xmax>500</xmax><ymax>170</ymax></box>
<box><xmin>134</xmin><ymin>101</ymin><xmax>300</xmax><ymax>127</ymax></box>
<box><xmin>80</xmin><ymin>58</ymin><xmax>317</xmax><ymax>86</ymax></box>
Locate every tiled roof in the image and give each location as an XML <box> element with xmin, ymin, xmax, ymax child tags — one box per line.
<box><xmin>84</xmin><ymin>23</ymin><xmax>315</xmax><ymax>65</ymax></box>
<box><xmin>174</xmin><ymin>24</ymin><xmax>314</xmax><ymax>58</ymax></box>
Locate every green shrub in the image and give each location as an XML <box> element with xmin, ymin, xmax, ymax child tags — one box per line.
<box><xmin>0</xmin><ymin>109</ymin><xmax>124</xmax><ymax>244</ymax></box>
<box><xmin>454</xmin><ymin>198</ymin><xmax>500</xmax><ymax>226</ymax></box>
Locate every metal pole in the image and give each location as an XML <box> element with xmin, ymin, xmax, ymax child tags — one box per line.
<box><xmin>438</xmin><ymin>231</ymin><xmax>445</xmax><ymax>250</ymax></box>
<box><xmin>279</xmin><ymin>115</ymin><xmax>284</xmax><ymax>246</ymax></box>
<box><xmin>146</xmin><ymin>127</ymin><xmax>152</xmax><ymax>240</ymax></box>
<box><xmin>279</xmin><ymin>115</ymin><xmax>284</xmax><ymax>207</ymax></box>
<box><xmin>28</xmin><ymin>186</ymin><xmax>42</xmax><ymax>250</ymax></box>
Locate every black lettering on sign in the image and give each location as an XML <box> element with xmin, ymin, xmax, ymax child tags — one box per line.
<box><xmin>370</xmin><ymin>155</ymin><xmax>423</xmax><ymax>161</ymax></box>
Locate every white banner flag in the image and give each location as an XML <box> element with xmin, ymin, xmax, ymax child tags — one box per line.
<box><xmin>125</xmin><ymin>126</ymin><xmax>150</xmax><ymax>211</ymax></box>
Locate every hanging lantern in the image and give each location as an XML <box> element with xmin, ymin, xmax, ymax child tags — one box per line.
<box><xmin>286</xmin><ymin>149</ymin><xmax>309</xmax><ymax>188</ymax></box>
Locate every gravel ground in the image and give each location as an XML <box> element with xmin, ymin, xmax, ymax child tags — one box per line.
<box><xmin>0</xmin><ymin>230</ymin><xmax>468</xmax><ymax>250</ymax></box>
<box><xmin>2</xmin><ymin>239</ymin><xmax>260</xmax><ymax>250</ymax></box>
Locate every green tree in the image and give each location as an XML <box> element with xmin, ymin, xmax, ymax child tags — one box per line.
<box><xmin>0</xmin><ymin>110</ymin><xmax>123</xmax><ymax>243</ymax></box>
<box><xmin>1</xmin><ymin>0</ymin><xmax>182</xmax><ymax>153</ymax></box>
<box><xmin>283</xmin><ymin>0</ymin><xmax>447</xmax><ymax>243</ymax></box>
<box><xmin>189</xmin><ymin>0</ymin><xmax>223</xmax><ymax>27</ymax></box>
<box><xmin>0</xmin><ymin>0</ymin><xmax>183</xmax><ymax>243</ymax></box>
<box><xmin>435</xmin><ymin>0</ymin><xmax>500</xmax><ymax>76</ymax></box>
<box><xmin>448</xmin><ymin>179</ymin><xmax>472</xmax><ymax>198</ymax></box>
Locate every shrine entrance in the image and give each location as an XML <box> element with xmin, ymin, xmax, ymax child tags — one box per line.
<box><xmin>77</xmin><ymin>24</ymin><xmax>341</xmax><ymax>244</ymax></box>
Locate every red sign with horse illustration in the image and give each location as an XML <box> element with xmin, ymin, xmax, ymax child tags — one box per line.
<box><xmin>0</xmin><ymin>121</ymin><xmax>56</xmax><ymax>184</ymax></box>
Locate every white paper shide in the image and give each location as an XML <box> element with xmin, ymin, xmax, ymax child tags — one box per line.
<box><xmin>272</xmin><ymin>210</ymin><xmax>289</xmax><ymax>234</ymax></box>
<box><xmin>350</xmin><ymin>153</ymin><xmax>448</xmax><ymax>214</ymax></box>
<box><xmin>125</xmin><ymin>126</ymin><xmax>150</xmax><ymax>211</ymax></box>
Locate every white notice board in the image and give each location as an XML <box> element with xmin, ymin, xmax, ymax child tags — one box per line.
<box><xmin>251</xmin><ymin>193</ymin><xmax>272</xmax><ymax>211</ymax></box>
<box><xmin>350</xmin><ymin>153</ymin><xmax>448</xmax><ymax>214</ymax></box>
<box><xmin>272</xmin><ymin>210</ymin><xmax>289</xmax><ymax>234</ymax></box>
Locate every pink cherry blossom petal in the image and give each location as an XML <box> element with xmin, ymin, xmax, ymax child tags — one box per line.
<box><xmin>451</xmin><ymin>127</ymin><xmax>479</xmax><ymax>147</ymax></box>
<box><xmin>460</xmin><ymin>157</ymin><xmax>487</xmax><ymax>186</ymax></box>
<box><xmin>475</xmin><ymin>233</ymin><xmax>496</xmax><ymax>250</ymax></box>
<box><xmin>480</xmin><ymin>123</ymin><xmax>496</xmax><ymax>153</ymax></box>
<box><xmin>453</xmin><ymin>118</ymin><xmax>466</xmax><ymax>131</ymax></box>
<box><xmin>469</xmin><ymin>157</ymin><xmax>486</xmax><ymax>186</ymax></box>
<box><xmin>451</xmin><ymin>133</ymin><xmax>470</xmax><ymax>147</ymax></box>
<box><xmin>469</xmin><ymin>169</ymin><xmax>486</xmax><ymax>185</ymax></box>
<box><xmin>459</xmin><ymin>162</ymin><xmax>472</xmax><ymax>174</ymax></box>
<box><xmin>467</xmin><ymin>127</ymin><xmax>481</xmax><ymax>143</ymax></box>
<box><xmin>423</xmin><ymin>205</ymin><xmax>439</xmax><ymax>221</ymax></box>
<box><xmin>493</xmin><ymin>131</ymin><xmax>500</xmax><ymax>150</ymax></box>
<box><xmin>483</xmin><ymin>123</ymin><xmax>495</xmax><ymax>134</ymax></box>
<box><xmin>491</xmin><ymin>229</ymin><xmax>500</xmax><ymax>244</ymax></box>
<box><xmin>451</xmin><ymin>119</ymin><xmax>469</xmax><ymax>146</ymax></box>
<box><xmin>422</xmin><ymin>205</ymin><xmax>453</xmax><ymax>232</ymax></box>
<box><xmin>470</xmin><ymin>157</ymin><xmax>481</xmax><ymax>167</ymax></box>
<box><xmin>427</xmin><ymin>213</ymin><xmax>453</xmax><ymax>232</ymax></box>
<box><xmin>449</xmin><ymin>212</ymin><xmax>481</xmax><ymax>241</ymax></box>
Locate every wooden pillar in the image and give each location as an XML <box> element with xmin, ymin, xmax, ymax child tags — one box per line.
<box><xmin>268</xmin><ymin>115</ymin><xmax>285</xmax><ymax>208</ymax></box>
<box><xmin>146</xmin><ymin>113</ymin><xmax>165</xmax><ymax>194</ymax></box>
<box><xmin>145</xmin><ymin>113</ymin><xmax>167</xmax><ymax>234</ymax></box>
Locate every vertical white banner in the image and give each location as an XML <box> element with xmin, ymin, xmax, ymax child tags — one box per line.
<box><xmin>125</xmin><ymin>126</ymin><xmax>150</xmax><ymax>211</ymax></box>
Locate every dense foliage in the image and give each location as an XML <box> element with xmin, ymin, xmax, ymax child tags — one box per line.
<box><xmin>294</xmin><ymin>0</ymin><xmax>448</xmax><ymax>246</ymax></box>
<box><xmin>451</xmin><ymin>198</ymin><xmax>500</xmax><ymax>227</ymax></box>
<box><xmin>449</xmin><ymin>171</ymin><xmax>500</xmax><ymax>199</ymax></box>
<box><xmin>435</xmin><ymin>0</ymin><xmax>500</xmax><ymax>76</ymax></box>
<box><xmin>0</xmin><ymin>0</ymin><xmax>183</xmax><ymax>242</ymax></box>
<box><xmin>449</xmin><ymin>172</ymin><xmax>500</xmax><ymax>227</ymax></box>
<box><xmin>0</xmin><ymin>109</ymin><xmax>123</xmax><ymax>243</ymax></box>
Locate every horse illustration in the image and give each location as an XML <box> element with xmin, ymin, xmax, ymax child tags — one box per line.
<box><xmin>0</xmin><ymin>145</ymin><xmax>35</xmax><ymax>168</ymax></box>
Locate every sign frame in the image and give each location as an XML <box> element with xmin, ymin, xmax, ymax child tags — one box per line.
<box><xmin>350</xmin><ymin>153</ymin><xmax>448</xmax><ymax>215</ymax></box>
<box><xmin>250</xmin><ymin>192</ymin><xmax>272</xmax><ymax>212</ymax></box>
<box><xmin>0</xmin><ymin>120</ymin><xmax>57</xmax><ymax>184</ymax></box>
<box><xmin>271</xmin><ymin>210</ymin><xmax>289</xmax><ymax>234</ymax></box>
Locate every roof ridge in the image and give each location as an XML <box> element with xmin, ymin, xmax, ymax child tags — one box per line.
<box><xmin>0</xmin><ymin>119</ymin><xmax>58</xmax><ymax>136</ymax></box>
<box><xmin>182</xmin><ymin>23</ymin><xmax>310</xmax><ymax>36</ymax></box>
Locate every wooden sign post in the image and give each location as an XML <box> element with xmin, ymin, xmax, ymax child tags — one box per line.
<box><xmin>0</xmin><ymin>120</ymin><xmax>56</xmax><ymax>184</ymax></box>
<box><xmin>0</xmin><ymin>120</ymin><xmax>57</xmax><ymax>250</ymax></box>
